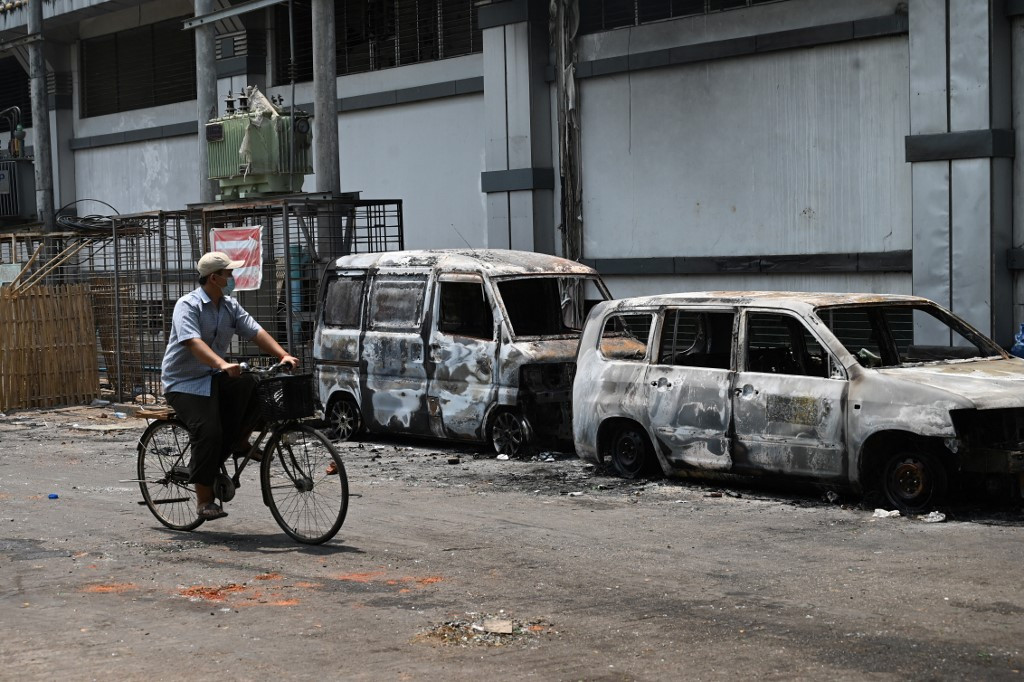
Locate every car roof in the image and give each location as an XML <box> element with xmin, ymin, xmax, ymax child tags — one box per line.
<box><xmin>603</xmin><ymin>291</ymin><xmax>932</xmax><ymax>315</ymax></box>
<box><xmin>330</xmin><ymin>249</ymin><xmax>598</xmax><ymax>276</ymax></box>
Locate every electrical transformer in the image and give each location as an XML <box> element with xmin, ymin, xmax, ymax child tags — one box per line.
<box><xmin>206</xmin><ymin>86</ymin><xmax>313</xmax><ymax>201</ymax></box>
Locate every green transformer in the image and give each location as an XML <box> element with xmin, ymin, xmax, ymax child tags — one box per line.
<box><xmin>206</xmin><ymin>91</ymin><xmax>313</xmax><ymax>201</ymax></box>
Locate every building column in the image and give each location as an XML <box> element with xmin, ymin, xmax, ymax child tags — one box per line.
<box><xmin>312</xmin><ymin>0</ymin><xmax>340</xmax><ymax>194</ymax></box>
<box><xmin>195</xmin><ymin>0</ymin><xmax>218</xmax><ymax>204</ymax></box>
<box><xmin>27</xmin><ymin>0</ymin><xmax>54</xmax><ymax>232</ymax></box>
<box><xmin>47</xmin><ymin>69</ymin><xmax>75</xmax><ymax>212</ymax></box>
<box><xmin>908</xmin><ymin>0</ymin><xmax>1014</xmax><ymax>344</ymax></box>
<box><xmin>479</xmin><ymin>0</ymin><xmax>554</xmax><ymax>253</ymax></box>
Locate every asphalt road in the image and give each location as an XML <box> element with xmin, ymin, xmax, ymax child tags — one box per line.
<box><xmin>2</xmin><ymin>405</ymin><xmax>1023</xmax><ymax>680</ymax></box>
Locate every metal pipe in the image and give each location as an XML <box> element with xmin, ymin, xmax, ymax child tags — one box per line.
<box><xmin>288</xmin><ymin>0</ymin><xmax>296</xmax><ymax>180</ymax></box>
<box><xmin>282</xmin><ymin>202</ymin><xmax>294</xmax><ymax>353</ymax></box>
<box><xmin>112</xmin><ymin>219</ymin><xmax>123</xmax><ymax>400</ymax></box>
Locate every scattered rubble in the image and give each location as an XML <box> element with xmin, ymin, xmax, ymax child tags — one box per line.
<box><xmin>416</xmin><ymin>613</ymin><xmax>556</xmax><ymax>647</ymax></box>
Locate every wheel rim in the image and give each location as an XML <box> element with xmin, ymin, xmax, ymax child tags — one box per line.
<box><xmin>882</xmin><ymin>452</ymin><xmax>945</xmax><ymax>513</ymax></box>
<box><xmin>612</xmin><ymin>429</ymin><xmax>646</xmax><ymax>477</ymax></box>
<box><xmin>329</xmin><ymin>399</ymin><xmax>358</xmax><ymax>441</ymax></box>
<box><xmin>138</xmin><ymin>421</ymin><xmax>203</xmax><ymax>531</ymax></box>
<box><xmin>890</xmin><ymin>459</ymin><xmax>927</xmax><ymax>500</ymax></box>
<box><xmin>262</xmin><ymin>425</ymin><xmax>348</xmax><ymax>544</ymax></box>
<box><xmin>492</xmin><ymin>412</ymin><xmax>525</xmax><ymax>456</ymax></box>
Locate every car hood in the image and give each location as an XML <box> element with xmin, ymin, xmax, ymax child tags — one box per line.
<box><xmin>876</xmin><ymin>358</ymin><xmax>1024</xmax><ymax>409</ymax></box>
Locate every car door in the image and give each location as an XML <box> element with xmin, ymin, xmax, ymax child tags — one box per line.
<box><xmin>732</xmin><ymin>310</ymin><xmax>847</xmax><ymax>479</ymax></box>
<box><xmin>425</xmin><ymin>273</ymin><xmax>499</xmax><ymax>440</ymax></box>
<box><xmin>643</xmin><ymin>308</ymin><xmax>736</xmax><ymax>471</ymax></box>
<box><xmin>314</xmin><ymin>270</ymin><xmax>366</xmax><ymax>406</ymax></box>
<box><xmin>361</xmin><ymin>273</ymin><xmax>430</xmax><ymax>434</ymax></box>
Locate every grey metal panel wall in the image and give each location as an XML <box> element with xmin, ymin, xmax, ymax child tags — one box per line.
<box><xmin>1011</xmin><ymin>16</ymin><xmax>1024</xmax><ymax>329</ymax></box>
<box><xmin>602</xmin><ymin>272</ymin><xmax>914</xmax><ymax>300</ymax></box>
<box><xmin>951</xmin><ymin>159</ymin><xmax>992</xmax><ymax>334</ymax></box>
<box><xmin>947</xmin><ymin>3</ymin><xmax>994</xmax><ymax>338</ymax></box>
<box><xmin>579</xmin><ymin>38</ymin><xmax>910</xmax><ymax>262</ymax></box>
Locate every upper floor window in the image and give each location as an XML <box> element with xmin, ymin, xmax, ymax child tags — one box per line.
<box><xmin>579</xmin><ymin>0</ymin><xmax>786</xmax><ymax>35</ymax></box>
<box><xmin>274</xmin><ymin>0</ymin><xmax>481</xmax><ymax>85</ymax></box>
<box><xmin>0</xmin><ymin>57</ymin><xmax>31</xmax><ymax>130</ymax></box>
<box><xmin>80</xmin><ymin>17</ymin><xmax>197</xmax><ymax>118</ymax></box>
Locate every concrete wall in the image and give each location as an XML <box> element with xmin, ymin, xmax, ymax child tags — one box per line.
<box><xmin>338</xmin><ymin>94</ymin><xmax>486</xmax><ymax>249</ymax></box>
<box><xmin>74</xmin><ymin>135</ymin><xmax>198</xmax><ymax>215</ymax></box>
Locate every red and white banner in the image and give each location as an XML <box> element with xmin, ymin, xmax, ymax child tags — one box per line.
<box><xmin>210</xmin><ymin>226</ymin><xmax>263</xmax><ymax>291</ymax></box>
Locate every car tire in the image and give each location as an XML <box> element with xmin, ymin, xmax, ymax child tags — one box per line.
<box><xmin>880</xmin><ymin>450</ymin><xmax>947</xmax><ymax>513</ymax></box>
<box><xmin>608</xmin><ymin>423</ymin><xmax>654</xmax><ymax>479</ymax></box>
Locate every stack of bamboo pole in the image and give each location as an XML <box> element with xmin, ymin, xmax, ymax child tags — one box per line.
<box><xmin>0</xmin><ymin>284</ymin><xmax>100</xmax><ymax>411</ymax></box>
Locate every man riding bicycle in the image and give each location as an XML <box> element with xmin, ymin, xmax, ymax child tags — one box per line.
<box><xmin>160</xmin><ymin>251</ymin><xmax>299</xmax><ymax>521</ymax></box>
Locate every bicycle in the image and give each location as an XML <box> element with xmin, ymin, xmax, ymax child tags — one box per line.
<box><xmin>135</xmin><ymin>362</ymin><xmax>349</xmax><ymax>544</ymax></box>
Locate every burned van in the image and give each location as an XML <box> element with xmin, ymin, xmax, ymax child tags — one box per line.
<box><xmin>574</xmin><ymin>291</ymin><xmax>1024</xmax><ymax>512</ymax></box>
<box><xmin>314</xmin><ymin>249</ymin><xmax>610</xmax><ymax>454</ymax></box>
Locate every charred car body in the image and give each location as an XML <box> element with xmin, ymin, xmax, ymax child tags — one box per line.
<box><xmin>573</xmin><ymin>292</ymin><xmax>1024</xmax><ymax>512</ymax></box>
<box><xmin>315</xmin><ymin>249</ymin><xmax>609</xmax><ymax>454</ymax></box>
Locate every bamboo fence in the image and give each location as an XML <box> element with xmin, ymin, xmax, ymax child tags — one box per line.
<box><xmin>0</xmin><ymin>284</ymin><xmax>100</xmax><ymax>411</ymax></box>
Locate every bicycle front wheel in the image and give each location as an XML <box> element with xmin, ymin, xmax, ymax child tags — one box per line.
<box><xmin>261</xmin><ymin>423</ymin><xmax>348</xmax><ymax>544</ymax></box>
<box><xmin>137</xmin><ymin>419</ymin><xmax>203</xmax><ymax>531</ymax></box>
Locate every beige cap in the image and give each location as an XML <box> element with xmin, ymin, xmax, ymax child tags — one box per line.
<box><xmin>197</xmin><ymin>251</ymin><xmax>245</xmax><ymax>276</ymax></box>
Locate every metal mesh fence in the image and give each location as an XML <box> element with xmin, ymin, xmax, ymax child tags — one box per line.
<box><xmin>0</xmin><ymin>194</ymin><xmax>403</xmax><ymax>404</ymax></box>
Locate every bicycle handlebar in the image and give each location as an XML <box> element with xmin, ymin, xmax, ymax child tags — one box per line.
<box><xmin>239</xmin><ymin>360</ymin><xmax>295</xmax><ymax>377</ymax></box>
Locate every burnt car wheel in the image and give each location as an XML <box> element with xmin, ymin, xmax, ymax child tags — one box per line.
<box><xmin>609</xmin><ymin>424</ymin><xmax>653</xmax><ymax>479</ymax></box>
<box><xmin>327</xmin><ymin>396</ymin><xmax>361</xmax><ymax>442</ymax></box>
<box><xmin>880</xmin><ymin>451</ymin><xmax>947</xmax><ymax>513</ymax></box>
<box><xmin>491</xmin><ymin>410</ymin><xmax>532</xmax><ymax>458</ymax></box>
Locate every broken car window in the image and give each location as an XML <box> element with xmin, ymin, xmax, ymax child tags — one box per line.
<box><xmin>367</xmin><ymin>275</ymin><xmax>427</xmax><ymax>331</ymax></box>
<box><xmin>818</xmin><ymin>307</ymin><xmax>891</xmax><ymax>367</ymax></box>
<box><xmin>746</xmin><ymin>312</ymin><xmax>830</xmax><ymax>377</ymax></box>
<box><xmin>438</xmin><ymin>281</ymin><xmax>494</xmax><ymax>339</ymax></box>
<box><xmin>599</xmin><ymin>313</ymin><xmax>653</xmax><ymax>361</ymax></box>
<box><xmin>323</xmin><ymin>275</ymin><xmax>365</xmax><ymax>328</ymax></box>
<box><xmin>658</xmin><ymin>309</ymin><xmax>733</xmax><ymax>369</ymax></box>
<box><xmin>818</xmin><ymin>303</ymin><xmax>1002</xmax><ymax>367</ymax></box>
<box><xmin>496</xmin><ymin>275</ymin><xmax>603</xmax><ymax>337</ymax></box>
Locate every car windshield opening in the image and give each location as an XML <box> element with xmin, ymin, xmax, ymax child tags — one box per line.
<box><xmin>496</xmin><ymin>276</ymin><xmax>604</xmax><ymax>337</ymax></box>
<box><xmin>817</xmin><ymin>303</ymin><xmax>1003</xmax><ymax>367</ymax></box>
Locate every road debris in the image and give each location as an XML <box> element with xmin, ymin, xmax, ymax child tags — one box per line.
<box><xmin>873</xmin><ymin>509</ymin><xmax>901</xmax><ymax>518</ymax></box>
<box><xmin>416</xmin><ymin>613</ymin><xmax>555</xmax><ymax>647</ymax></box>
<box><xmin>920</xmin><ymin>511</ymin><xmax>946</xmax><ymax>523</ymax></box>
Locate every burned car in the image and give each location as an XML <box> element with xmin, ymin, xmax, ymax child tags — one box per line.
<box><xmin>573</xmin><ymin>292</ymin><xmax>1024</xmax><ymax>512</ymax></box>
<box><xmin>314</xmin><ymin>249</ymin><xmax>609</xmax><ymax>454</ymax></box>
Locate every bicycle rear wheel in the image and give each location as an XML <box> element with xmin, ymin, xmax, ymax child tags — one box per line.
<box><xmin>137</xmin><ymin>419</ymin><xmax>203</xmax><ymax>531</ymax></box>
<box><xmin>261</xmin><ymin>423</ymin><xmax>348</xmax><ymax>544</ymax></box>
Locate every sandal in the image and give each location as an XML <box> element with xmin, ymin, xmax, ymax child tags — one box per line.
<box><xmin>326</xmin><ymin>461</ymin><xmax>338</xmax><ymax>476</ymax></box>
<box><xmin>197</xmin><ymin>502</ymin><xmax>228</xmax><ymax>520</ymax></box>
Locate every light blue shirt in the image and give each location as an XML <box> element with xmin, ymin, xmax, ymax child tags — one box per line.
<box><xmin>161</xmin><ymin>287</ymin><xmax>263</xmax><ymax>395</ymax></box>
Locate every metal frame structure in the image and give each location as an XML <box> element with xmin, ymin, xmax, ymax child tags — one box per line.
<box><xmin>0</xmin><ymin>194</ymin><xmax>403</xmax><ymax>403</ymax></box>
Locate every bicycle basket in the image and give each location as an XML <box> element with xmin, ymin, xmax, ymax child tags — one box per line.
<box><xmin>256</xmin><ymin>374</ymin><xmax>315</xmax><ymax>421</ymax></box>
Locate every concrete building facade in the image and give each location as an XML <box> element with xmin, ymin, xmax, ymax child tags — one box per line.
<box><xmin>0</xmin><ymin>0</ymin><xmax>1022</xmax><ymax>343</ymax></box>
